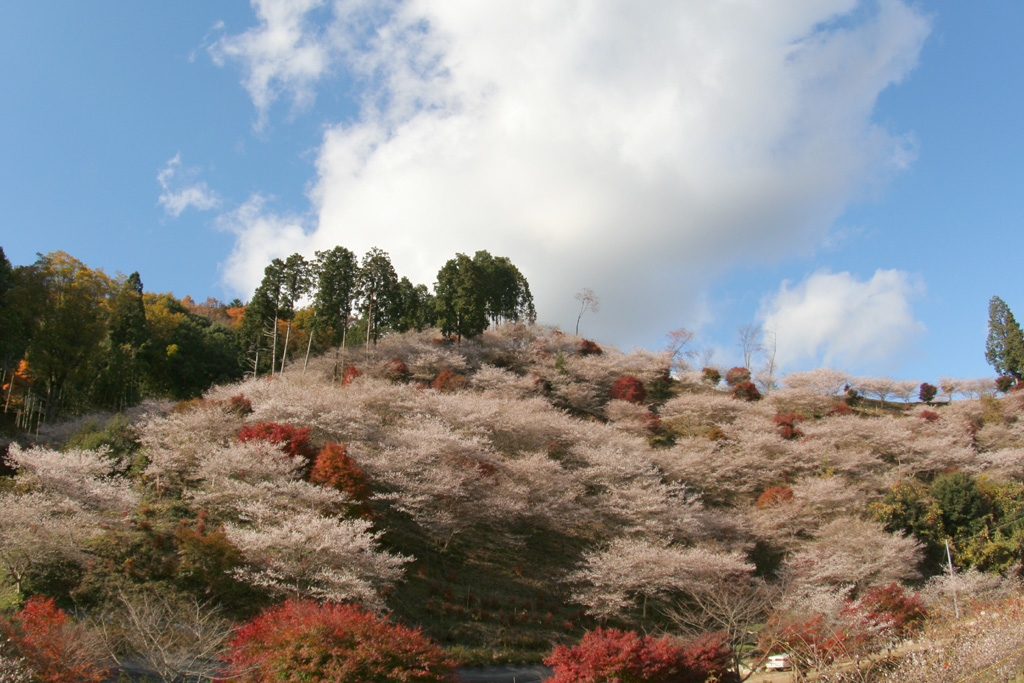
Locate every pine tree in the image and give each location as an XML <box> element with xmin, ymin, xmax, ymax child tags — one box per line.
<box><xmin>985</xmin><ymin>296</ymin><xmax>1024</xmax><ymax>379</ymax></box>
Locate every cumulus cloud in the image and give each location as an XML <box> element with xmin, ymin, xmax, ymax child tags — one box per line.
<box><xmin>216</xmin><ymin>194</ymin><xmax>310</xmax><ymax>293</ymax></box>
<box><xmin>759</xmin><ymin>269</ymin><xmax>926</xmax><ymax>371</ymax></box>
<box><xmin>157</xmin><ymin>154</ymin><xmax>220</xmax><ymax>217</ymax></box>
<box><xmin>210</xmin><ymin>0</ymin><xmax>336</xmax><ymax>130</ymax></box>
<box><xmin>215</xmin><ymin>0</ymin><xmax>930</xmax><ymax>345</ymax></box>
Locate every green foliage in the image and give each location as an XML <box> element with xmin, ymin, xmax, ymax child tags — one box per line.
<box><xmin>312</xmin><ymin>246</ymin><xmax>359</xmax><ymax>347</ymax></box>
<box><xmin>358</xmin><ymin>247</ymin><xmax>400</xmax><ymax>345</ymax></box>
<box><xmin>985</xmin><ymin>296</ymin><xmax>1024</xmax><ymax>379</ymax></box>
<box><xmin>435</xmin><ymin>253</ymin><xmax>489</xmax><ymax>341</ymax></box>
<box><xmin>64</xmin><ymin>414</ymin><xmax>140</xmax><ymax>463</ymax></box>
<box><xmin>24</xmin><ymin>252</ymin><xmax>113</xmax><ymax>419</ymax></box>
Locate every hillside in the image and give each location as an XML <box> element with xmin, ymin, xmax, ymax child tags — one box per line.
<box><xmin>2</xmin><ymin>323</ymin><xmax>1023</xmax><ymax>679</ymax></box>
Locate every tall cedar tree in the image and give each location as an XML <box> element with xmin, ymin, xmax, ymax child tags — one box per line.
<box><xmin>276</xmin><ymin>253</ymin><xmax>312</xmax><ymax>373</ymax></box>
<box><xmin>240</xmin><ymin>259</ymin><xmax>287</xmax><ymax>376</ymax></box>
<box><xmin>434</xmin><ymin>253</ymin><xmax>488</xmax><ymax>341</ymax></box>
<box><xmin>357</xmin><ymin>247</ymin><xmax>399</xmax><ymax>346</ymax></box>
<box><xmin>985</xmin><ymin>296</ymin><xmax>1024</xmax><ymax>379</ymax></box>
<box><xmin>98</xmin><ymin>272</ymin><xmax>148</xmax><ymax>410</ymax></box>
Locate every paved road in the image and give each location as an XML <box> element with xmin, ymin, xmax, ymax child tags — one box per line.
<box><xmin>457</xmin><ymin>665</ymin><xmax>552</xmax><ymax>682</ymax></box>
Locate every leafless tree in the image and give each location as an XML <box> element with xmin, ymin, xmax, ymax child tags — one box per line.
<box><xmin>93</xmin><ymin>589</ymin><xmax>235</xmax><ymax>683</ymax></box>
<box><xmin>664</xmin><ymin>577</ymin><xmax>778</xmax><ymax>680</ymax></box>
<box><xmin>574</xmin><ymin>288</ymin><xmax>599</xmax><ymax>336</ymax></box>
<box><xmin>737</xmin><ymin>323</ymin><xmax>763</xmax><ymax>370</ymax></box>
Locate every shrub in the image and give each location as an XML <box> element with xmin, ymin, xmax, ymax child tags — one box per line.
<box><xmin>431</xmin><ymin>370</ymin><xmax>467</xmax><ymax>393</ymax></box>
<box><xmin>850</xmin><ymin>583</ymin><xmax>927</xmax><ymax>639</ymax></box>
<box><xmin>757</xmin><ymin>485</ymin><xmax>794</xmax><ymax>509</ymax></box>
<box><xmin>310</xmin><ymin>442</ymin><xmax>371</xmax><ymax>505</ymax></box>
<box><xmin>578</xmin><ymin>339</ymin><xmax>603</xmax><ymax>356</ymax></box>
<box><xmin>609</xmin><ymin>376</ymin><xmax>647</xmax><ymax>404</ymax></box>
<box><xmin>919</xmin><ymin>409</ymin><xmax>940</xmax><ymax>422</ymax></box>
<box><xmin>544</xmin><ymin>628</ymin><xmax>736</xmax><ymax>683</ymax></box>
<box><xmin>237</xmin><ymin>422</ymin><xmax>316</xmax><ymax>464</ymax></box>
<box><xmin>342</xmin><ymin>364</ymin><xmax>361</xmax><ymax>385</ymax></box>
<box><xmin>725</xmin><ymin>367</ymin><xmax>751</xmax><ymax>387</ymax></box>
<box><xmin>731</xmin><ymin>381</ymin><xmax>761</xmax><ymax>402</ymax></box>
<box><xmin>226</xmin><ymin>394</ymin><xmax>254</xmax><ymax>416</ymax></box>
<box><xmin>221</xmin><ymin>600</ymin><xmax>458</xmax><ymax>683</ymax></box>
<box><xmin>919</xmin><ymin>382</ymin><xmax>938</xmax><ymax>403</ymax></box>
<box><xmin>773</xmin><ymin>412</ymin><xmax>804</xmax><ymax>440</ymax></box>
<box><xmin>995</xmin><ymin>375</ymin><xmax>1015</xmax><ymax>394</ymax></box>
<box><xmin>1</xmin><ymin>597</ymin><xmax>107</xmax><ymax>683</ymax></box>
<box><xmin>827</xmin><ymin>401</ymin><xmax>854</xmax><ymax>416</ymax></box>
<box><xmin>701</xmin><ymin>367</ymin><xmax>721</xmax><ymax>386</ymax></box>
<box><xmin>385</xmin><ymin>358</ymin><xmax>410</xmax><ymax>382</ymax></box>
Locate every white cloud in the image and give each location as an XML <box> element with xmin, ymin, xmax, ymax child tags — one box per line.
<box><xmin>216</xmin><ymin>194</ymin><xmax>311</xmax><ymax>293</ymax></box>
<box><xmin>209</xmin><ymin>0</ymin><xmax>335</xmax><ymax>130</ymax></box>
<box><xmin>216</xmin><ymin>0</ymin><xmax>930</xmax><ymax>345</ymax></box>
<box><xmin>157</xmin><ymin>154</ymin><xmax>220</xmax><ymax>217</ymax></box>
<box><xmin>759</xmin><ymin>269</ymin><xmax>926</xmax><ymax>371</ymax></box>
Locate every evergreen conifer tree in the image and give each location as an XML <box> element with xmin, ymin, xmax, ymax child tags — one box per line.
<box><xmin>985</xmin><ymin>296</ymin><xmax>1024</xmax><ymax>379</ymax></box>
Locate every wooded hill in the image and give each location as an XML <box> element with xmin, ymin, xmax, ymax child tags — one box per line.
<box><xmin>2</xmin><ymin>324</ymin><xmax>1024</xmax><ymax>681</ymax></box>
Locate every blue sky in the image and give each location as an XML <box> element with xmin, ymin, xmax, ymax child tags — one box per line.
<box><xmin>2</xmin><ymin>1</ymin><xmax>1022</xmax><ymax>384</ymax></box>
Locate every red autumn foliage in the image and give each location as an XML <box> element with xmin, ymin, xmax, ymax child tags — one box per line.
<box><xmin>919</xmin><ymin>382</ymin><xmax>938</xmax><ymax>403</ymax></box>
<box><xmin>544</xmin><ymin>628</ymin><xmax>737</xmax><ymax>683</ymax></box>
<box><xmin>431</xmin><ymin>370</ymin><xmax>467</xmax><ymax>393</ymax></box>
<box><xmin>702</xmin><ymin>367</ymin><xmax>721</xmax><ymax>386</ymax></box>
<box><xmin>342</xmin><ymin>364</ymin><xmax>362</xmax><ymax>385</ymax></box>
<box><xmin>221</xmin><ymin>600</ymin><xmax>459</xmax><ymax>683</ymax></box>
<box><xmin>773</xmin><ymin>412</ymin><xmax>805</xmax><ymax>440</ymax></box>
<box><xmin>756</xmin><ymin>485</ymin><xmax>794</xmax><ymax>509</ymax></box>
<box><xmin>761</xmin><ymin>615</ymin><xmax>848</xmax><ymax>667</ymax></box>
<box><xmin>731</xmin><ymin>381</ymin><xmax>761</xmax><ymax>402</ymax></box>
<box><xmin>237</xmin><ymin>422</ymin><xmax>316</xmax><ymax>462</ymax></box>
<box><xmin>919</xmin><ymin>410</ymin><xmax>940</xmax><ymax>423</ymax></box>
<box><xmin>385</xmin><ymin>358</ymin><xmax>410</xmax><ymax>382</ymax></box>
<box><xmin>827</xmin><ymin>401</ymin><xmax>854</xmax><ymax>417</ymax></box>
<box><xmin>609</xmin><ymin>375</ymin><xmax>647</xmax><ymax>404</ymax></box>
<box><xmin>725</xmin><ymin>367</ymin><xmax>751</xmax><ymax>387</ymax></box>
<box><xmin>226</xmin><ymin>394</ymin><xmax>254</xmax><ymax>416</ymax></box>
<box><xmin>1</xmin><ymin>597</ymin><xmax>107</xmax><ymax>683</ymax></box>
<box><xmin>310</xmin><ymin>442</ymin><xmax>371</xmax><ymax>505</ymax></box>
<box><xmin>849</xmin><ymin>583</ymin><xmax>927</xmax><ymax>639</ymax></box>
<box><xmin>577</xmin><ymin>339</ymin><xmax>603</xmax><ymax>356</ymax></box>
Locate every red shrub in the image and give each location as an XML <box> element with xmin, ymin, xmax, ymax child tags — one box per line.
<box><xmin>221</xmin><ymin>600</ymin><xmax>458</xmax><ymax>683</ymax></box>
<box><xmin>702</xmin><ymin>367</ymin><xmax>721</xmax><ymax>386</ymax></box>
<box><xmin>610</xmin><ymin>375</ymin><xmax>647</xmax><ymax>404</ymax></box>
<box><xmin>850</xmin><ymin>583</ymin><xmax>927</xmax><ymax>639</ymax></box>
<box><xmin>2</xmin><ymin>597</ymin><xmax>107</xmax><ymax>683</ymax></box>
<box><xmin>342</xmin><ymin>364</ymin><xmax>362</xmax><ymax>385</ymax></box>
<box><xmin>773</xmin><ymin>412</ymin><xmax>805</xmax><ymax>440</ymax></box>
<box><xmin>237</xmin><ymin>423</ymin><xmax>316</xmax><ymax>462</ymax></box>
<box><xmin>725</xmin><ymin>367</ymin><xmax>751</xmax><ymax>387</ymax></box>
<box><xmin>226</xmin><ymin>394</ymin><xmax>254</xmax><ymax>416</ymax></box>
<box><xmin>760</xmin><ymin>615</ymin><xmax>848</xmax><ymax>668</ymax></box>
<box><xmin>827</xmin><ymin>401</ymin><xmax>854</xmax><ymax>416</ymax></box>
<box><xmin>756</xmin><ymin>485</ymin><xmax>794</xmax><ymax>509</ymax></box>
<box><xmin>545</xmin><ymin>628</ymin><xmax>736</xmax><ymax>683</ymax></box>
<box><xmin>431</xmin><ymin>370</ymin><xmax>467</xmax><ymax>393</ymax></box>
<box><xmin>578</xmin><ymin>339</ymin><xmax>603</xmax><ymax>356</ymax></box>
<box><xmin>919</xmin><ymin>410</ymin><xmax>940</xmax><ymax>423</ymax></box>
<box><xmin>385</xmin><ymin>358</ymin><xmax>410</xmax><ymax>382</ymax></box>
<box><xmin>310</xmin><ymin>442</ymin><xmax>371</xmax><ymax>505</ymax></box>
<box><xmin>919</xmin><ymin>382</ymin><xmax>938</xmax><ymax>403</ymax></box>
<box><xmin>731</xmin><ymin>381</ymin><xmax>761</xmax><ymax>402</ymax></box>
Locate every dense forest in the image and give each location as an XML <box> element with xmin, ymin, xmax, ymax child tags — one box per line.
<box><xmin>2</xmin><ymin>247</ymin><xmax>1024</xmax><ymax>682</ymax></box>
<box><xmin>0</xmin><ymin>246</ymin><xmax>532</xmax><ymax>429</ymax></box>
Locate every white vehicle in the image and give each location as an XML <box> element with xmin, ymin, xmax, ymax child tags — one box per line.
<box><xmin>765</xmin><ymin>654</ymin><xmax>792</xmax><ymax>671</ymax></box>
